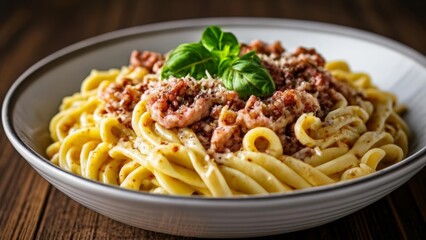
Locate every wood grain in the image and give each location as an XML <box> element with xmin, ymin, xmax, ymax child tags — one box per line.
<box><xmin>1</xmin><ymin>0</ymin><xmax>425</xmax><ymax>239</ymax></box>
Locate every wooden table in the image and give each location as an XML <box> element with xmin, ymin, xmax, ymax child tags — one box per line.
<box><xmin>1</xmin><ymin>0</ymin><xmax>425</xmax><ymax>239</ymax></box>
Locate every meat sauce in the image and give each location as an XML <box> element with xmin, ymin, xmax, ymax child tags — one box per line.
<box><xmin>100</xmin><ymin>42</ymin><xmax>364</xmax><ymax>156</ymax></box>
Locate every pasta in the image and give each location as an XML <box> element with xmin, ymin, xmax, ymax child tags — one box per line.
<box><xmin>46</xmin><ymin>39</ymin><xmax>409</xmax><ymax>197</ymax></box>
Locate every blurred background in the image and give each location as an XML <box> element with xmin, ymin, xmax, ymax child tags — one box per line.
<box><xmin>1</xmin><ymin>0</ymin><xmax>425</xmax><ymax>239</ymax></box>
<box><xmin>1</xmin><ymin>0</ymin><xmax>425</xmax><ymax>94</ymax></box>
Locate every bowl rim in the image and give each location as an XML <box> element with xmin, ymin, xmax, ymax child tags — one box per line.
<box><xmin>2</xmin><ymin>17</ymin><xmax>426</xmax><ymax>204</ymax></box>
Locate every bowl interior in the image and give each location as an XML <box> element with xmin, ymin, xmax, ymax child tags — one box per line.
<box><xmin>5</xmin><ymin>19</ymin><xmax>426</xmax><ymax>176</ymax></box>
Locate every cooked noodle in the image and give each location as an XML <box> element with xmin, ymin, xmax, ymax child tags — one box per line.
<box><xmin>46</xmin><ymin>41</ymin><xmax>409</xmax><ymax>197</ymax></box>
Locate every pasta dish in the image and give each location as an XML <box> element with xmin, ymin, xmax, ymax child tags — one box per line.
<box><xmin>46</xmin><ymin>26</ymin><xmax>409</xmax><ymax>197</ymax></box>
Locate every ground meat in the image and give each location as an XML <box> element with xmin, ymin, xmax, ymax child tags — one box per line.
<box><xmin>130</xmin><ymin>50</ymin><xmax>164</xmax><ymax>73</ymax></box>
<box><xmin>100</xmin><ymin>42</ymin><xmax>369</xmax><ymax>156</ymax></box>
<box><xmin>145</xmin><ymin>78</ymin><xmax>245</xmax><ymax>130</ymax></box>
<box><xmin>241</xmin><ymin>40</ymin><xmax>285</xmax><ymax>59</ymax></box>
<box><xmin>190</xmin><ymin>117</ymin><xmax>218</xmax><ymax>149</ymax></box>
<box><xmin>210</xmin><ymin>106</ymin><xmax>243</xmax><ymax>152</ymax></box>
<box><xmin>261</xmin><ymin>47</ymin><xmax>328</xmax><ymax>91</ymax></box>
<box><xmin>237</xmin><ymin>90</ymin><xmax>317</xmax><ymax>131</ymax></box>
<box><xmin>282</xmin><ymin>122</ymin><xmax>306</xmax><ymax>155</ymax></box>
<box><xmin>293</xmin><ymin>47</ymin><xmax>326</xmax><ymax>67</ymax></box>
<box><xmin>100</xmin><ymin>77</ymin><xmax>150</xmax><ymax>128</ymax></box>
<box><xmin>146</xmin><ymin>79</ymin><xmax>214</xmax><ymax>129</ymax></box>
<box><xmin>258</xmin><ymin>45</ymin><xmax>346</xmax><ymax>119</ymax></box>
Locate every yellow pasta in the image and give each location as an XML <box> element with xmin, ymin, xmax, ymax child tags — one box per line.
<box><xmin>46</xmin><ymin>48</ymin><xmax>409</xmax><ymax>197</ymax></box>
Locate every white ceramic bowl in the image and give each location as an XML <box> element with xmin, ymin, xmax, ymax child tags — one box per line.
<box><xmin>3</xmin><ymin>18</ymin><xmax>426</xmax><ymax>238</ymax></box>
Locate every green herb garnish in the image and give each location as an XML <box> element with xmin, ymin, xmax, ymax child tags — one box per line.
<box><xmin>161</xmin><ymin>26</ymin><xmax>275</xmax><ymax>99</ymax></box>
<box><xmin>160</xmin><ymin>43</ymin><xmax>217</xmax><ymax>80</ymax></box>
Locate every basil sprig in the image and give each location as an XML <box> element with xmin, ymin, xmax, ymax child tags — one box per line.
<box><xmin>161</xmin><ymin>43</ymin><xmax>217</xmax><ymax>80</ymax></box>
<box><xmin>160</xmin><ymin>26</ymin><xmax>275</xmax><ymax>99</ymax></box>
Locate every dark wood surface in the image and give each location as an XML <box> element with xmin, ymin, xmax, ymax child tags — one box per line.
<box><xmin>1</xmin><ymin>0</ymin><xmax>425</xmax><ymax>239</ymax></box>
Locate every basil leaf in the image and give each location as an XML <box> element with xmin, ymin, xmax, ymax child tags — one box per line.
<box><xmin>161</xmin><ymin>43</ymin><xmax>217</xmax><ymax>80</ymax></box>
<box><xmin>222</xmin><ymin>59</ymin><xmax>275</xmax><ymax>99</ymax></box>
<box><xmin>201</xmin><ymin>26</ymin><xmax>240</xmax><ymax>57</ymax></box>
<box><xmin>217</xmin><ymin>56</ymin><xmax>237</xmax><ymax>76</ymax></box>
<box><xmin>240</xmin><ymin>51</ymin><xmax>261</xmax><ymax>64</ymax></box>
